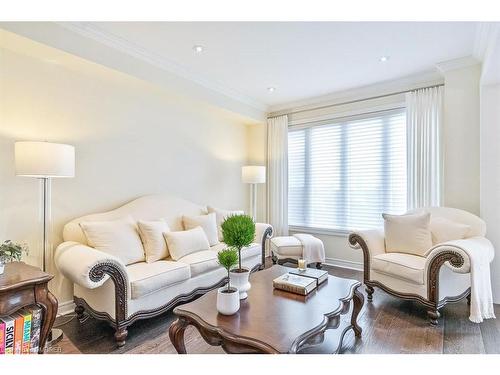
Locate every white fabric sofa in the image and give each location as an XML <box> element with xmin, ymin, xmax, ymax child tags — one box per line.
<box><xmin>349</xmin><ymin>207</ymin><xmax>492</xmax><ymax>325</ymax></box>
<box><xmin>54</xmin><ymin>194</ymin><xmax>273</xmax><ymax>346</ymax></box>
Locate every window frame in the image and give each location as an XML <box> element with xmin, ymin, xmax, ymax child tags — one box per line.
<box><xmin>287</xmin><ymin>103</ymin><xmax>407</xmax><ymax>236</ymax></box>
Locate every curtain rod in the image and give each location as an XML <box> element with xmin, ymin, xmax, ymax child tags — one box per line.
<box><xmin>268</xmin><ymin>83</ymin><xmax>444</xmax><ymax>118</ymax></box>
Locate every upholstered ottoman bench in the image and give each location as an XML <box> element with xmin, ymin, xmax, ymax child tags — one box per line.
<box><xmin>270</xmin><ymin>234</ymin><xmax>325</xmax><ymax>269</ymax></box>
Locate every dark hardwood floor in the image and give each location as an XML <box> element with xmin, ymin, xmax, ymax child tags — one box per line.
<box><xmin>52</xmin><ymin>260</ymin><xmax>500</xmax><ymax>354</ymax></box>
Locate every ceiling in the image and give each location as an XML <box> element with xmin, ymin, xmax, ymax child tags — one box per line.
<box><xmin>85</xmin><ymin>22</ymin><xmax>479</xmax><ymax>108</ymax></box>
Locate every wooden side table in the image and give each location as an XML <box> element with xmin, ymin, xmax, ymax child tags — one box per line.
<box><xmin>0</xmin><ymin>262</ymin><xmax>58</xmax><ymax>354</ymax></box>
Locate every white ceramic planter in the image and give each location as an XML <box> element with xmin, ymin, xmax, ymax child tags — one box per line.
<box><xmin>0</xmin><ymin>262</ymin><xmax>4</xmax><ymax>275</ymax></box>
<box><xmin>229</xmin><ymin>268</ymin><xmax>251</xmax><ymax>299</ymax></box>
<box><xmin>216</xmin><ymin>287</ymin><xmax>240</xmax><ymax>315</ymax></box>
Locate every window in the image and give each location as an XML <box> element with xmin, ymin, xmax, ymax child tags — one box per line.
<box><xmin>288</xmin><ymin>109</ymin><xmax>407</xmax><ymax>231</ymax></box>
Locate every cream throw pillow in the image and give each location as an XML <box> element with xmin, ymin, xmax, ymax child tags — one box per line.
<box><xmin>207</xmin><ymin>206</ymin><xmax>244</xmax><ymax>241</ymax></box>
<box><xmin>163</xmin><ymin>227</ymin><xmax>210</xmax><ymax>260</ymax></box>
<box><xmin>430</xmin><ymin>217</ymin><xmax>470</xmax><ymax>244</ymax></box>
<box><xmin>138</xmin><ymin>219</ymin><xmax>170</xmax><ymax>263</ymax></box>
<box><xmin>183</xmin><ymin>212</ymin><xmax>219</xmax><ymax>246</ymax></box>
<box><xmin>383</xmin><ymin>212</ymin><xmax>433</xmax><ymax>256</ymax></box>
<box><xmin>80</xmin><ymin>216</ymin><xmax>145</xmax><ymax>265</ymax></box>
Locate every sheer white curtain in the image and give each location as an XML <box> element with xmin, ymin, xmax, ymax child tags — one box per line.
<box><xmin>406</xmin><ymin>86</ymin><xmax>444</xmax><ymax>209</ymax></box>
<box><xmin>267</xmin><ymin>115</ymin><xmax>289</xmax><ymax>236</ymax></box>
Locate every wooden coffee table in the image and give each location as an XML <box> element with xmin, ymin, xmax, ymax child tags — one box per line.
<box><xmin>169</xmin><ymin>265</ymin><xmax>363</xmax><ymax>354</ymax></box>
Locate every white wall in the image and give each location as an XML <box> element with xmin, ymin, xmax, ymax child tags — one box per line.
<box><xmin>480</xmin><ymin>84</ymin><xmax>500</xmax><ymax>303</ymax></box>
<box><xmin>442</xmin><ymin>64</ymin><xmax>481</xmax><ymax>214</ymax></box>
<box><xmin>0</xmin><ymin>45</ymin><xmax>255</xmax><ymax>304</ymax></box>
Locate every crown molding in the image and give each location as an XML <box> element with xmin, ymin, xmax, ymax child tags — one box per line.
<box><xmin>435</xmin><ymin>56</ymin><xmax>480</xmax><ymax>73</ymax></box>
<box><xmin>56</xmin><ymin>22</ymin><xmax>267</xmax><ymax>112</ymax></box>
<box><xmin>268</xmin><ymin>69</ymin><xmax>443</xmax><ymax>115</ymax></box>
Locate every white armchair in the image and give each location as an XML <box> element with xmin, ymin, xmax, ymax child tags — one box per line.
<box><xmin>349</xmin><ymin>207</ymin><xmax>491</xmax><ymax>325</ymax></box>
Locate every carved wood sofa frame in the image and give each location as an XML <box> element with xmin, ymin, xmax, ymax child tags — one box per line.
<box><xmin>74</xmin><ymin>226</ymin><xmax>273</xmax><ymax>346</ymax></box>
<box><xmin>348</xmin><ymin>233</ymin><xmax>471</xmax><ymax>325</ymax></box>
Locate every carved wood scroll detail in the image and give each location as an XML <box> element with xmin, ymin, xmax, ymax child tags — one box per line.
<box><xmin>427</xmin><ymin>250</ymin><xmax>464</xmax><ymax>305</ymax></box>
<box><xmin>261</xmin><ymin>226</ymin><xmax>273</xmax><ymax>270</ymax></box>
<box><xmin>89</xmin><ymin>262</ymin><xmax>128</xmax><ymax>326</ymax></box>
<box><xmin>348</xmin><ymin>233</ymin><xmax>370</xmax><ymax>282</ymax></box>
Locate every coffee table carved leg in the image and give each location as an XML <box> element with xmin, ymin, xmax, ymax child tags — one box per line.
<box><xmin>351</xmin><ymin>287</ymin><xmax>364</xmax><ymax>337</ymax></box>
<box><xmin>35</xmin><ymin>283</ymin><xmax>58</xmax><ymax>353</ymax></box>
<box><xmin>169</xmin><ymin>317</ymin><xmax>189</xmax><ymax>354</ymax></box>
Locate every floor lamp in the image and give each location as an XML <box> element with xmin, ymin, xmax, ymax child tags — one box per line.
<box><xmin>242</xmin><ymin>166</ymin><xmax>266</xmax><ymax>221</ymax></box>
<box><xmin>15</xmin><ymin>141</ymin><xmax>75</xmax><ymax>347</ymax></box>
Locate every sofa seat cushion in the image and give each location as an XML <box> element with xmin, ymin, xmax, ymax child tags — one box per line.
<box><xmin>371</xmin><ymin>253</ymin><xmax>426</xmax><ymax>285</ymax></box>
<box><xmin>127</xmin><ymin>261</ymin><xmax>190</xmax><ymax>299</ymax></box>
<box><xmin>270</xmin><ymin>236</ymin><xmax>303</xmax><ymax>257</ymax></box>
<box><xmin>178</xmin><ymin>244</ymin><xmax>262</xmax><ymax>278</ymax></box>
<box><xmin>210</xmin><ymin>243</ymin><xmax>261</xmax><ymax>260</ymax></box>
<box><xmin>177</xmin><ymin>250</ymin><xmax>219</xmax><ymax>277</ymax></box>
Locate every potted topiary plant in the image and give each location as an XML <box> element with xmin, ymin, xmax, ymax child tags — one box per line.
<box><xmin>221</xmin><ymin>214</ymin><xmax>255</xmax><ymax>300</ymax></box>
<box><xmin>216</xmin><ymin>248</ymin><xmax>240</xmax><ymax>315</ymax></box>
<box><xmin>0</xmin><ymin>240</ymin><xmax>28</xmax><ymax>275</ymax></box>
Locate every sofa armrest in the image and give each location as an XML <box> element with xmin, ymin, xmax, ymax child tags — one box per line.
<box><xmin>55</xmin><ymin>241</ymin><xmax>129</xmax><ymax>290</ymax></box>
<box><xmin>348</xmin><ymin>229</ymin><xmax>385</xmax><ymax>282</ymax></box>
<box><xmin>348</xmin><ymin>229</ymin><xmax>385</xmax><ymax>257</ymax></box>
<box><xmin>424</xmin><ymin>236</ymin><xmax>494</xmax><ymax>277</ymax></box>
<box><xmin>254</xmin><ymin>223</ymin><xmax>273</xmax><ymax>269</ymax></box>
<box><xmin>255</xmin><ymin>223</ymin><xmax>273</xmax><ymax>244</ymax></box>
<box><xmin>421</xmin><ymin>238</ymin><xmax>493</xmax><ymax>305</ymax></box>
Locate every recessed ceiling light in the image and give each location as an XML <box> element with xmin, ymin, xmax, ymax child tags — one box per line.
<box><xmin>267</xmin><ymin>87</ymin><xmax>276</xmax><ymax>93</ymax></box>
<box><xmin>193</xmin><ymin>45</ymin><xmax>204</xmax><ymax>54</ymax></box>
<box><xmin>379</xmin><ymin>56</ymin><xmax>389</xmax><ymax>62</ymax></box>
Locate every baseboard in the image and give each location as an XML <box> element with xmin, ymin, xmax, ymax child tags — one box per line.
<box><xmin>324</xmin><ymin>257</ymin><xmax>363</xmax><ymax>271</ymax></box>
<box><xmin>58</xmin><ymin>300</ymin><xmax>76</xmax><ymax>316</ymax></box>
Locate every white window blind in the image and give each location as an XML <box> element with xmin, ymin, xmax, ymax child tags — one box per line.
<box><xmin>288</xmin><ymin>109</ymin><xmax>407</xmax><ymax>231</ymax></box>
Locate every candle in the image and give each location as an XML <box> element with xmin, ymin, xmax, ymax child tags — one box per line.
<box><xmin>298</xmin><ymin>259</ymin><xmax>306</xmax><ymax>270</ymax></box>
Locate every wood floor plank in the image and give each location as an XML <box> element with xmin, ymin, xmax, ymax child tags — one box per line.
<box><xmin>443</xmin><ymin>301</ymin><xmax>486</xmax><ymax>354</ymax></box>
<box><xmin>478</xmin><ymin>304</ymin><xmax>500</xmax><ymax>354</ymax></box>
<box><xmin>52</xmin><ymin>260</ymin><xmax>497</xmax><ymax>354</ymax></box>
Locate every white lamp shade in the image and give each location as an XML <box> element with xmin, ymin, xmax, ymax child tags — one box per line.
<box><xmin>15</xmin><ymin>141</ymin><xmax>75</xmax><ymax>178</ymax></box>
<box><xmin>242</xmin><ymin>166</ymin><xmax>266</xmax><ymax>184</ymax></box>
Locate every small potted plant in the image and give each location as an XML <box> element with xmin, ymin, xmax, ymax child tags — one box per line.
<box><xmin>221</xmin><ymin>214</ymin><xmax>255</xmax><ymax>300</ymax></box>
<box><xmin>216</xmin><ymin>248</ymin><xmax>240</xmax><ymax>315</ymax></box>
<box><xmin>0</xmin><ymin>240</ymin><xmax>28</xmax><ymax>275</ymax></box>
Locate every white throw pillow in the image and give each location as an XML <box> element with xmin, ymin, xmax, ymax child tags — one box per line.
<box><xmin>80</xmin><ymin>216</ymin><xmax>145</xmax><ymax>265</ymax></box>
<box><xmin>183</xmin><ymin>212</ymin><xmax>219</xmax><ymax>246</ymax></box>
<box><xmin>383</xmin><ymin>212</ymin><xmax>433</xmax><ymax>256</ymax></box>
<box><xmin>163</xmin><ymin>227</ymin><xmax>210</xmax><ymax>260</ymax></box>
<box><xmin>430</xmin><ymin>217</ymin><xmax>470</xmax><ymax>244</ymax></box>
<box><xmin>207</xmin><ymin>206</ymin><xmax>244</xmax><ymax>241</ymax></box>
<box><xmin>138</xmin><ymin>219</ymin><xmax>171</xmax><ymax>263</ymax></box>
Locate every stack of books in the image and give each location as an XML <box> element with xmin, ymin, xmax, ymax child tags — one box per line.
<box><xmin>0</xmin><ymin>304</ymin><xmax>42</xmax><ymax>354</ymax></box>
<box><xmin>273</xmin><ymin>268</ymin><xmax>329</xmax><ymax>296</ymax></box>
